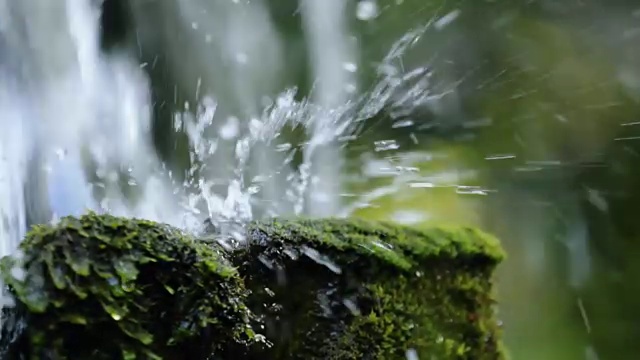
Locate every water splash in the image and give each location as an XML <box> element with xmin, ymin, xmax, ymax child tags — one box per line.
<box><xmin>0</xmin><ymin>0</ymin><xmax>445</xmax><ymax>274</ymax></box>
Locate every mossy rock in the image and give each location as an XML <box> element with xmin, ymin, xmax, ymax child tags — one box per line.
<box><xmin>233</xmin><ymin>218</ymin><xmax>506</xmax><ymax>359</ymax></box>
<box><xmin>0</xmin><ymin>213</ymin><xmax>257</xmax><ymax>360</ymax></box>
<box><xmin>0</xmin><ymin>214</ymin><xmax>505</xmax><ymax>359</ymax></box>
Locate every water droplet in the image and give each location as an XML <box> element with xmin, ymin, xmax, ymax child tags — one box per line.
<box><xmin>114</xmin><ymin>259</ymin><xmax>139</xmax><ymax>282</ymax></box>
<box><xmin>406</xmin><ymin>348</ymin><xmax>419</xmax><ymax>360</ymax></box>
<box><xmin>219</xmin><ymin>117</ymin><xmax>240</xmax><ymax>140</ymax></box>
<box><xmin>275</xmin><ymin>143</ymin><xmax>292</xmax><ymax>152</ymax></box>
<box><xmin>283</xmin><ymin>248</ymin><xmax>299</xmax><ymax>260</ymax></box>
<box><xmin>173</xmin><ymin>115</ymin><xmax>183</xmax><ymax>131</ymax></box>
<box><xmin>345</xmin><ymin>83</ymin><xmax>358</xmax><ymax>93</ymax></box>
<box><xmin>264</xmin><ymin>287</ymin><xmax>275</xmax><ymax>297</ymax></box>
<box><xmin>301</xmin><ymin>246</ymin><xmax>342</xmax><ymax>274</ymax></box>
<box><xmin>249</xmin><ymin>118</ymin><xmax>264</xmax><ymax>139</ymax></box>
<box><xmin>343</xmin><ymin>299</ymin><xmax>361</xmax><ymax>315</ymax></box>
<box><xmin>258</xmin><ymin>255</ymin><xmax>274</xmax><ymax>270</ymax></box>
<box><xmin>392</xmin><ymin>119</ymin><xmax>414</xmax><ymax>128</ymax></box>
<box><xmin>374</xmin><ymin>140</ymin><xmax>399</xmax><ymax>152</ymax></box>
<box><xmin>434</xmin><ymin>9</ymin><xmax>461</xmax><ymax>30</ymax></box>
<box><xmin>587</xmin><ymin>188</ymin><xmax>608</xmax><ymax>212</ymax></box>
<box><xmin>343</xmin><ymin>62</ymin><xmax>358</xmax><ymax>72</ymax></box>
<box><xmin>373</xmin><ymin>241</ymin><xmax>394</xmax><ymax>251</ymax></box>
<box><xmin>235</xmin><ymin>138</ymin><xmax>250</xmax><ymax>161</ymax></box>
<box><xmin>102</xmin><ymin>302</ymin><xmax>127</xmax><ymax>321</ymax></box>
<box><xmin>456</xmin><ymin>186</ymin><xmax>488</xmax><ymax>196</ymax></box>
<box><xmin>356</xmin><ymin>0</ymin><xmax>379</xmax><ymax>21</ymax></box>
<box><xmin>409</xmin><ymin>182</ymin><xmax>434</xmax><ymax>188</ymax></box>
<box><xmin>55</xmin><ymin>148</ymin><xmax>67</xmax><ymax>160</ymax></box>
<box><xmin>485</xmin><ymin>154</ymin><xmax>515</xmax><ymax>161</ymax></box>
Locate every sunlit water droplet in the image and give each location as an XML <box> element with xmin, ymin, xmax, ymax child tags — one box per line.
<box><xmin>392</xmin><ymin>119</ymin><xmax>414</xmax><ymax>128</ymax></box>
<box><xmin>219</xmin><ymin>116</ymin><xmax>240</xmax><ymax>140</ymax></box>
<box><xmin>409</xmin><ymin>182</ymin><xmax>434</xmax><ymax>188</ymax></box>
<box><xmin>485</xmin><ymin>154</ymin><xmax>515</xmax><ymax>161</ymax></box>
<box><xmin>356</xmin><ymin>0</ymin><xmax>379</xmax><ymax>21</ymax></box>
<box><xmin>374</xmin><ymin>140</ymin><xmax>400</xmax><ymax>152</ymax></box>
<box><xmin>456</xmin><ymin>186</ymin><xmax>489</xmax><ymax>196</ymax></box>
<box><xmin>275</xmin><ymin>143</ymin><xmax>292</xmax><ymax>152</ymax></box>
<box><xmin>434</xmin><ymin>9</ymin><xmax>461</xmax><ymax>30</ymax></box>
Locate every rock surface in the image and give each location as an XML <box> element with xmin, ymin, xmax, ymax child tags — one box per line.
<box><xmin>236</xmin><ymin>218</ymin><xmax>505</xmax><ymax>359</ymax></box>
<box><xmin>0</xmin><ymin>213</ymin><xmax>256</xmax><ymax>359</ymax></box>
<box><xmin>0</xmin><ymin>213</ymin><xmax>505</xmax><ymax>359</ymax></box>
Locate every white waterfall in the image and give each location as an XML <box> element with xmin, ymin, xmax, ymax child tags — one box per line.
<box><xmin>300</xmin><ymin>0</ymin><xmax>357</xmax><ymax>216</ymax></box>
<box><xmin>0</xmin><ymin>0</ymin><xmax>179</xmax><ymax>257</ymax></box>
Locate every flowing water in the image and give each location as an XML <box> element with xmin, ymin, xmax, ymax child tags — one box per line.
<box><xmin>1</xmin><ymin>0</ymin><xmax>640</xmax><ymax>358</ymax></box>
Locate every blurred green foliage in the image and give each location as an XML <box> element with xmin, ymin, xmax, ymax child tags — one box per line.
<box><xmin>342</xmin><ymin>1</ymin><xmax>640</xmax><ymax>359</ymax></box>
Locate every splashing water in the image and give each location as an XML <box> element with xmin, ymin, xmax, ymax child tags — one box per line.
<box><xmin>0</xmin><ymin>0</ymin><xmax>443</xmax><ymax>259</ymax></box>
<box><xmin>0</xmin><ymin>6</ymin><xmax>454</xmax><ymax>326</ymax></box>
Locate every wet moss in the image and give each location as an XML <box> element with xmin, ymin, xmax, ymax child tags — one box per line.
<box><xmin>0</xmin><ymin>212</ymin><xmax>257</xmax><ymax>360</ymax></box>
<box><xmin>234</xmin><ymin>218</ymin><xmax>505</xmax><ymax>359</ymax></box>
<box><xmin>0</xmin><ymin>214</ymin><xmax>505</xmax><ymax>359</ymax></box>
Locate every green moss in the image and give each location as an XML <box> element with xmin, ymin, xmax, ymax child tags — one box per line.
<box><xmin>0</xmin><ymin>212</ymin><xmax>257</xmax><ymax>360</ymax></box>
<box><xmin>235</xmin><ymin>218</ymin><xmax>505</xmax><ymax>359</ymax></box>
<box><xmin>0</xmin><ymin>214</ymin><xmax>505</xmax><ymax>359</ymax></box>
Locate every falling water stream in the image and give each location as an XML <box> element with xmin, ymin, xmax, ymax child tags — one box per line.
<box><xmin>0</xmin><ymin>0</ymin><xmax>184</xmax><ymax>257</ymax></box>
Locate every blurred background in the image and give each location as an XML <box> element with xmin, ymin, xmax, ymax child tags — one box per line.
<box><xmin>2</xmin><ymin>0</ymin><xmax>640</xmax><ymax>358</ymax></box>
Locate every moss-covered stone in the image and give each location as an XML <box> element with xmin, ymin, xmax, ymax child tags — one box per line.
<box><xmin>0</xmin><ymin>214</ymin><xmax>505</xmax><ymax>359</ymax></box>
<box><xmin>233</xmin><ymin>218</ymin><xmax>505</xmax><ymax>359</ymax></box>
<box><xmin>0</xmin><ymin>212</ymin><xmax>257</xmax><ymax>360</ymax></box>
